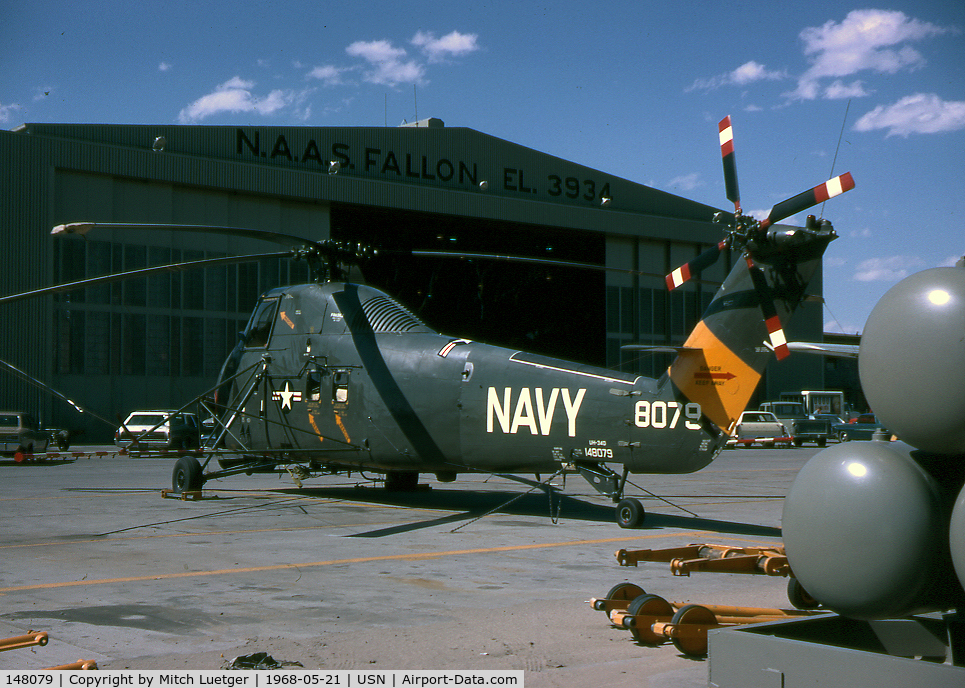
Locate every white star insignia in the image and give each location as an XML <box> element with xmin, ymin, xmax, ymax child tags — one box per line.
<box><xmin>272</xmin><ymin>382</ymin><xmax>302</xmax><ymax>411</ymax></box>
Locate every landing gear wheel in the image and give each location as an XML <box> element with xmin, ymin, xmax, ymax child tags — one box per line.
<box><xmin>384</xmin><ymin>471</ymin><xmax>419</xmax><ymax>492</ymax></box>
<box><xmin>626</xmin><ymin>594</ymin><xmax>674</xmax><ymax>645</ymax></box>
<box><xmin>787</xmin><ymin>577</ymin><xmax>820</xmax><ymax>610</ymax></box>
<box><xmin>616</xmin><ymin>498</ymin><xmax>645</xmax><ymax>528</ymax></box>
<box><xmin>172</xmin><ymin>456</ymin><xmax>203</xmax><ymax>493</ymax></box>
<box><xmin>668</xmin><ymin>604</ymin><xmax>717</xmax><ymax>657</ymax></box>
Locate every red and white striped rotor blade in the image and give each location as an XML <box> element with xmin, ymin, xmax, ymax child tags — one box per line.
<box><xmin>665</xmin><ymin>240</ymin><xmax>728</xmax><ymax>290</ymax></box>
<box><xmin>719</xmin><ymin>116</ymin><xmax>741</xmax><ymax>214</ymax></box>
<box><xmin>760</xmin><ymin>172</ymin><xmax>855</xmax><ymax>230</ymax></box>
<box><xmin>746</xmin><ymin>255</ymin><xmax>790</xmax><ymax>360</ymax></box>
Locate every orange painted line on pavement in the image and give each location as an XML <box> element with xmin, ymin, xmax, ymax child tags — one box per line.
<box><xmin>0</xmin><ymin>531</ymin><xmax>710</xmax><ymax>594</ymax></box>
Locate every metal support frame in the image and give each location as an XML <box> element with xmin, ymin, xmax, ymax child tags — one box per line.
<box><xmin>615</xmin><ymin>542</ymin><xmax>790</xmax><ymax>576</ymax></box>
<box><xmin>574</xmin><ymin>461</ymin><xmax>625</xmax><ymax>501</ymax></box>
<box><xmin>0</xmin><ymin>631</ymin><xmax>97</xmax><ymax>670</ymax></box>
<box><xmin>709</xmin><ymin>614</ymin><xmax>965</xmax><ymax>686</ymax></box>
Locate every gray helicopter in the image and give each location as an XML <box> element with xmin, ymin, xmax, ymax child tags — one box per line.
<box><xmin>2</xmin><ymin>117</ymin><xmax>855</xmax><ymax>529</ymax></box>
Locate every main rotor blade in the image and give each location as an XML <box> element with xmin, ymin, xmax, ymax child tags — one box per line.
<box><xmin>407</xmin><ymin>250</ymin><xmax>667</xmax><ymax>279</ymax></box>
<box><xmin>759</xmin><ymin>172</ymin><xmax>855</xmax><ymax>230</ymax></box>
<box><xmin>0</xmin><ymin>251</ymin><xmax>293</xmax><ymax>306</ymax></box>
<box><xmin>0</xmin><ymin>357</ymin><xmax>117</xmax><ymax>428</ymax></box>
<box><xmin>718</xmin><ymin>116</ymin><xmax>741</xmax><ymax>213</ymax></box>
<box><xmin>746</xmin><ymin>256</ymin><xmax>790</xmax><ymax>360</ymax></box>
<box><xmin>665</xmin><ymin>240</ymin><xmax>728</xmax><ymax>290</ymax></box>
<box><xmin>53</xmin><ymin>222</ymin><xmax>317</xmax><ymax>247</ymax></box>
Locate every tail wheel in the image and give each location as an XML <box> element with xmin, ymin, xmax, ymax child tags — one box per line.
<box><xmin>616</xmin><ymin>498</ymin><xmax>645</xmax><ymax>529</ymax></box>
<box><xmin>172</xmin><ymin>456</ymin><xmax>204</xmax><ymax>493</ymax></box>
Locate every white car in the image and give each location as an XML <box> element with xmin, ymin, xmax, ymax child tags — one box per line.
<box><xmin>727</xmin><ymin>411</ymin><xmax>793</xmax><ymax>447</ymax></box>
<box><xmin>115</xmin><ymin>410</ymin><xmax>201</xmax><ymax>452</ymax></box>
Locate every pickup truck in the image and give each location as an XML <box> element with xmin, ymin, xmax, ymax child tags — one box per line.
<box><xmin>0</xmin><ymin>412</ymin><xmax>50</xmax><ymax>456</ymax></box>
<box><xmin>759</xmin><ymin>402</ymin><xmax>831</xmax><ymax>447</ymax></box>
<box><xmin>727</xmin><ymin>411</ymin><xmax>793</xmax><ymax>447</ymax></box>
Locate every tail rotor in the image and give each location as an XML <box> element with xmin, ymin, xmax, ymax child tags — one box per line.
<box><xmin>666</xmin><ymin>116</ymin><xmax>855</xmax><ymax>359</ymax></box>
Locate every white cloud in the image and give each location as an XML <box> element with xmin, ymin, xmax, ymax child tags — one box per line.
<box><xmin>940</xmin><ymin>254</ymin><xmax>964</xmax><ymax>267</ymax></box>
<box><xmin>824</xmin><ymin>79</ymin><xmax>870</xmax><ymax>99</ymax></box>
<box><xmin>177</xmin><ymin>77</ymin><xmax>294</xmax><ymax>123</ymax></box>
<box><xmin>686</xmin><ymin>60</ymin><xmax>785</xmax><ymax>92</ymax></box>
<box><xmin>412</xmin><ymin>30</ymin><xmax>479</xmax><ymax>63</ymax></box>
<box><xmin>346</xmin><ymin>39</ymin><xmax>425</xmax><ymax>86</ymax></box>
<box><xmin>307</xmin><ymin>65</ymin><xmax>348</xmax><ymax>86</ymax></box>
<box><xmin>854</xmin><ymin>93</ymin><xmax>965</xmax><ymax>136</ymax></box>
<box><xmin>667</xmin><ymin>173</ymin><xmax>703</xmax><ymax>192</ymax></box>
<box><xmin>744</xmin><ymin>208</ymin><xmax>771</xmax><ymax>222</ymax></box>
<box><xmin>787</xmin><ymin>10</ymin><xmax>951</xmax><ymax>101</ymax></box>
<box><xmin>347</xmin><ymin>39</ymin><xmax>406</xmax><ymax>64</ymax></box>
<box><xmin>0</xmin><ymin>102</ymin><xmax>21</xmax><ymax>123</ymax></box>
<box><xmin>849</xmin><ymin>227</ymin><xmax>872</xmax><ymax>239</ymax></box>
<box><xmin>159</xmin><ymin>62</ymin><xmax>172</xmax><ymax>72</ymax></box>
<box><xmin>853</xmin><ymin>255</ymin><xmax>925</xmax><ymax>282</ymax></box>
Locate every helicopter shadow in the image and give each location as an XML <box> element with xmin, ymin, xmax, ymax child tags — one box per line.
<box><xmin>275</xmin><ymin>484</ymin><xmax>782</xmax><ymax>540</ymax></box>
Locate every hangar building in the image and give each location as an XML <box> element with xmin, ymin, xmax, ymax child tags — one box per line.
<box><xmin>0</xmin><ymin>118</ymin><xmax>825</xmax><ymax>440</ymax></box>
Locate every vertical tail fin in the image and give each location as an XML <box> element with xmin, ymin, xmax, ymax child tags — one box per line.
<box><xmin>668</xmin><ymin>223</ymin><xmax>836</xmax><ymax>431</ymax></box>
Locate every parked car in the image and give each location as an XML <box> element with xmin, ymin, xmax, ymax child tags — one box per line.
<box><xmin>812</xmin><ymin>414</ymin><xmax>845</xmax><ymax>441</ymax></box>
<box><xmin>832</xmin><ymin>414</ymin><xmax>888</xmax><ymax>442</ymax></box>
<box><xmin>0</xmin><ymin>411</ymin><xmax>50</xmax><ymax>456</ymax></box>
<box><xmin>759</xmin><ymin>401</ymin><xmax>831</xmax><ymax>447</ymax></box>
<box><xmin>727</xmin><ymin>411</ymin><xmax>793</xmax><ymax>447</ymax></box>
<box><xmin>115</xmin><ymin>410</ymin><xmax>201</xmax><ymax>452</ymax></box>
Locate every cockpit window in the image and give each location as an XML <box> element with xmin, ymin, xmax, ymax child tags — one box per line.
<box><xmin>245</xmin><ymin>297</ymin><xmax>280</xmax><ymax>348</ymax></box>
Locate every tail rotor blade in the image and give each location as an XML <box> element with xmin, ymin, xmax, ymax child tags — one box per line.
<box><xmin>719</xmin><ymin>116</ymin><xmax>741</xmax><ymax>213</ymax></box>
<box><xmin>666</xmin><ymin>240</ymin><xmax>728</xmax><ymax>290</ymax></box>
<box><xmin>760</xmin><ymin>172</ymin><xmax>855</xmax><ymax>229</ymax></box>
<box><xmin>746</xmin><ymin>256</ymin><xmax>790</xmax><ymax>360</ymax></box>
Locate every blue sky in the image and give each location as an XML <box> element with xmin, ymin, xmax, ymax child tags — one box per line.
<box><xmin>3</xmin><ymin>1</ymin><xmax>963</xmax><ymax>335</ymax></box>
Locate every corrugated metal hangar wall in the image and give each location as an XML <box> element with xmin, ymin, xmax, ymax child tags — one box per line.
<box><xmin>0</xmin><ymin>119</ymin><xmax>824</xmax><ymax>440</ymax></box>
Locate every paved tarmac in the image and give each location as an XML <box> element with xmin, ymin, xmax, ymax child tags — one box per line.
<box><xmin>0</xmin><ymin>445</ymin><xmax>819</xmax><ymax>685</ymax></box>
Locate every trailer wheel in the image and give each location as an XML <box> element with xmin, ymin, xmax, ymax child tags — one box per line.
<box><xmin>172</xmin><ymin>456</ymin><xmax>203</xmax><ymax>493</ymax></box>
<box><xmin>627</xmin><ymin>594</ymin><xmax>674</xmax><ymax>645</ymax></box>
<box><xmin>616</xmin><ymin>498</ymin><xmax>645</xmax><ymax>528</ymax></box>
<box><xmin>604</xmin><ymin>582</ymin><xmax>645</xmax><ymax>603</ymax></box>
<box><xmin>787</xmin><ymin>577</ymin><xmax>820</xmax><ymax>610</ymax></box>
<box><xmin>669</xmin><ymin>604</ymin><xmax>717</xmax><ymax>657</ymax></box>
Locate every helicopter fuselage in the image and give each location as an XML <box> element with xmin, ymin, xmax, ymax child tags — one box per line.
<box><xmin>218</xmin><ymin>281</ymin><xmax>722</xmax><ymax>478</ymax></box>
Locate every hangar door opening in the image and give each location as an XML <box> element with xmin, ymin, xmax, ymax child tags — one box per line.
<box><xmin>331</xmin><ymin>205</ymin><xmax>606</xmax><ymax>367</ymax></box>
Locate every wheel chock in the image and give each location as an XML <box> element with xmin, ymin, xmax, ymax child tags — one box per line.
<box><xmin>161</xmin><ymin>489</ymin><xmax>203</xmax><ymax>501</ymax></box>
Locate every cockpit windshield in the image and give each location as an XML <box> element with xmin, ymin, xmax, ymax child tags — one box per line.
<box><xmin>245</xmin><ymin>296</ymin><xmax>280</xmax><ymax>348</ymax></box>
